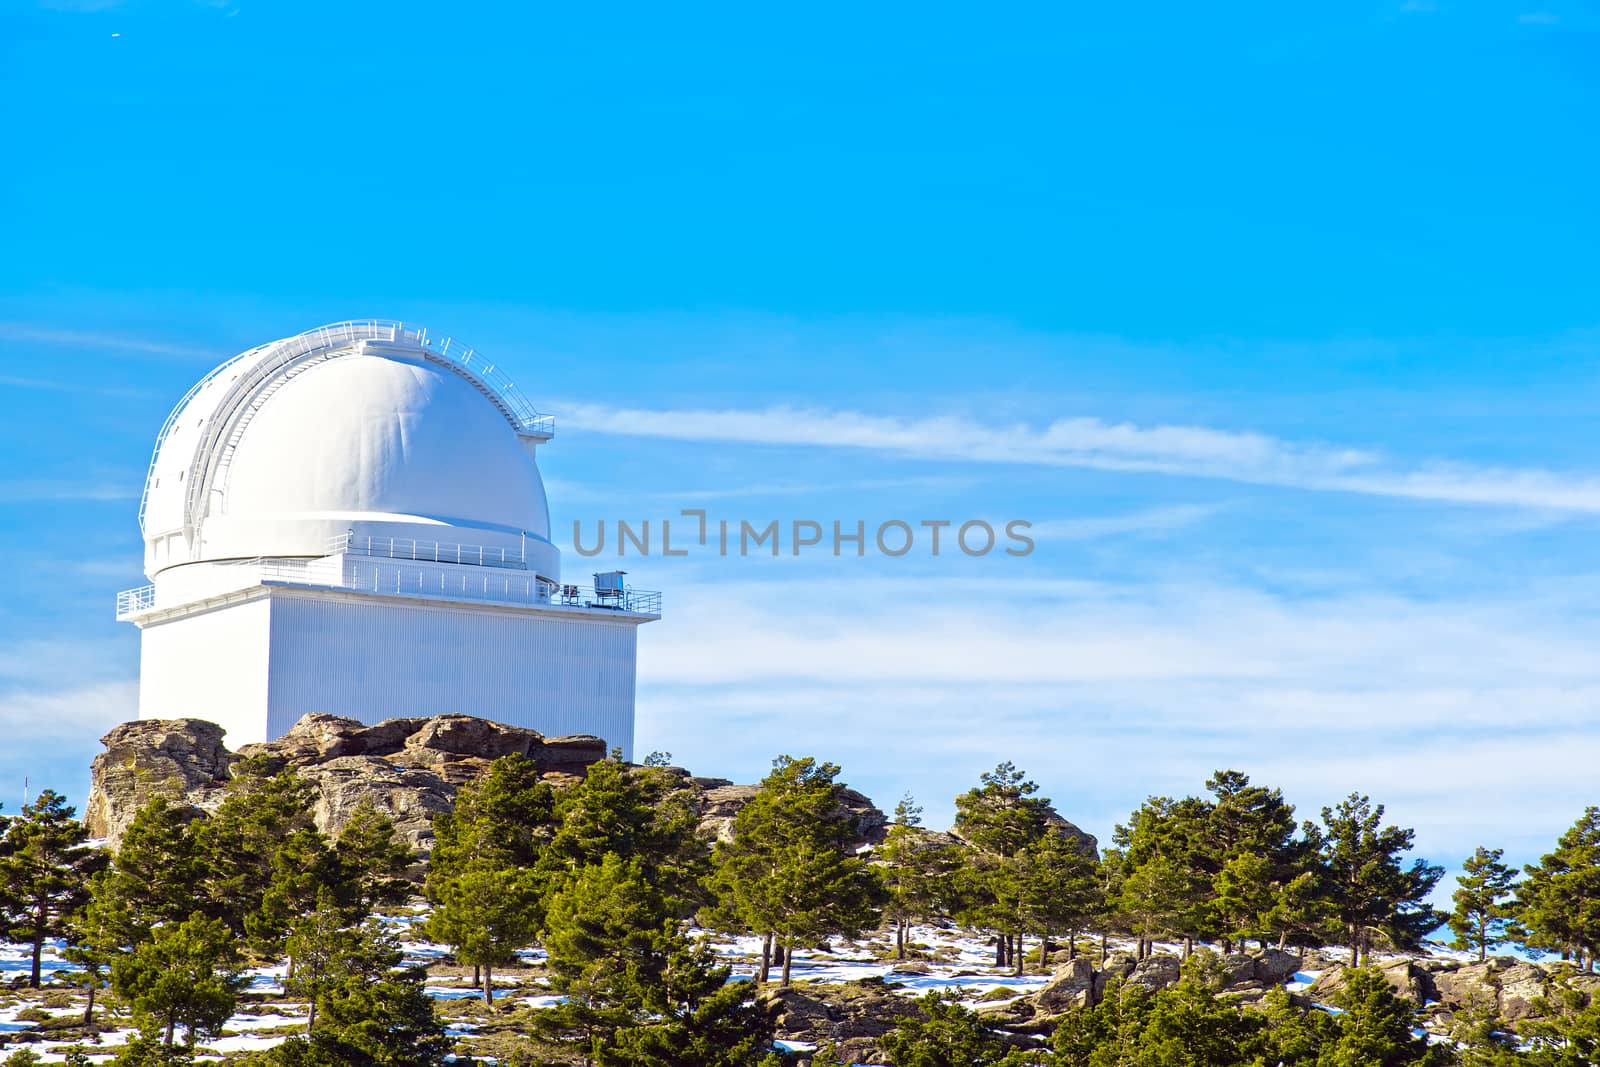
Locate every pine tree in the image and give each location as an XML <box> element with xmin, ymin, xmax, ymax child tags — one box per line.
<box><xmin>423</xmin><ymin>864</ymin><xmax>542</xmax><ymax>1005</ymax></box>
<box><xmin>878</xmin><ymin>993</ymin><xmax>1013</xmax><ymax>1067</ymax></box>
<box><xmin>0</xmin><ymin>789</ymin><xmax>106</xmax><ymax>987</ymax></box>
<box><xmin>1110</xmin><ymin>794</ymin><xmax>1214</xmax><ymax>957</ymax></box>
<box><xmin>878</xmin><ymin>794</ymin><xmax>960</xmax><ymax>960</ymax></box>
<box><xmin>1320</xmin><ymin>967</ymin><xmax>1448</xmax><ymax>1067</ymax></box>
<box><xmin>1449</xmin><ymin>846</ymin><xmax>1518</xmax><ymax>963</ymax></box>
<box><xmin>273</xmin><ymin>909</ymin><xmax>450</xmax><ymax>1066</ymax></box>
<box><xmin>1516</xmin><ymin>807</ymin><xmax>1600</xmax><ymax>972</ymax></box>
<box><xmin>194</xmin><ymin>762</ymin><xmax>320</xmax><ymax>937</ymax></box>
<box><xmin>422</xmin><ymin>755</ymin><xmax>554</xmax><ymax>1005</ymax></box>
<box><xmin>1317</xmin><ymin>793</ymin><xmax>1443</xmax><ymax>966</ymax></box>
<box><xmin>427</xmin><ymin>754</ymin><xmax>555</xmax><ymax>883</ymax></box>
<box><xmin>540</xmin><ymin>756</ymin><xmax>705</xmax><ymax>914</ymax></box>
<box><xmin>539</xmin><ymin>854</ymin><xmax>776</xmax><ymax>1066</ymax></box>
<box><xmin>110</xmin><ymin>912</ymin><xmax>247</xmax><ymax>1046</ymax></box>
<box><xmin>247</xmin><ymin>825</ymin><xmax>337</xmax><ymax>960</ymax></box>
<box><xmin>1204</xmin><ymin>770</ymin><xmax>1309</xmax><ymax>951</ymax></box>
<box><xmin>707</xmin><ymin>755</ymin><xmax>883</xmax><ymax>985</ymax></box>
<box><xmin>329</xmin><ymin>802</ymin><xmax>415</xmax><ymax>920</ymax></box>
<box><xmin>90</xmin><ymin>796</ymin><xmax>208</xmax><ymax>948</ymax></box>
<box><xmin>952</xmin><ymin>762</ymin><xmax>1065</xmax><ymax>969</ymax></box>
<box><xmin>1011</xmin><ymin>831</ymin><xmax>1102</xmax><ymax>971</ymax></box>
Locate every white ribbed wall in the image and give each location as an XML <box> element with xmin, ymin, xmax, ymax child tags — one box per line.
<box><xmin>136</xmin><ymin>589</ymin><xmax>642</xmax><ymax>757</ymax></box>
<box><xmin>264</xmin><ymin>591</ymin><xmax>639</xmax><ymax>757</ymax></box>
<box><xmin>138</xmin><ymin>598</ymin><xmax>272</xmax><ymax>747</ymax></box>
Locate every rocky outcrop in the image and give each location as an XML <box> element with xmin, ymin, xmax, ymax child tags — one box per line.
<box><xmin>87</xmin><ymin>713</ymin><xmax>892</xmax><ymax>859</ymax></box>
<box><xmin>86</xmin><ymin>714</ymin><xmax>608</xmax><ymax>853</ymax></box>
<box><xmin>1431</xmin><ymin>958</ymin><xmax>1552</xmax><ymax>1021</ymax></box>
<box><xmin>1311</xmin><ymin>958</ymin><xmax>1437</xmax><ymax>1006</ymax></box>
<box><xmin>84</xmin><ymin>718</ymin><xmax>236</xmax><ymax>846</ymax></box>
<box><xmin>694</xmin><ymin>781</ymin><xmax>890</xmax><ymax>846</ymax></box>
<box><xmin>1036</xmin><ymin>957</ymin><xmax>1097</xmax><ymax>1011</ymax></box>
<box><xmin>767</xmin><ymin>978</ymin><xmax>922</xmax><ymax>1063</ymax></box>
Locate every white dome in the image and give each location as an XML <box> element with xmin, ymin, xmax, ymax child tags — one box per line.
<box><xmin>140</xmin><ymin>321</ymin><xmax>559</xmax><ymax>580</ymax></box>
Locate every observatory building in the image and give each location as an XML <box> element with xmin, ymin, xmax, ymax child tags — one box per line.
<box><xmin>116</xmin><ymin>320</ymin><xmax>658</xmax><ymax>756</ymax></box>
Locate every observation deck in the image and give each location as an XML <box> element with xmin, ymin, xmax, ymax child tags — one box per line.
<box><xmin>117</xmin><ymin>535</ymin><xmax>661</xmax><ymax>624</ymax></box>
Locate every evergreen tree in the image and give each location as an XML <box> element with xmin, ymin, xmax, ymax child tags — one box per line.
<box><xmin>1516</xmin><ymin>807</ymin><xmax>1600</xmax><ymax>972</ymax></box>
<box><xmin>1517</xmin><ymin>978</ymin><xmax>1600</xmax><ymax>1066</ymax></box>
<box><xmin>1320</xmin><ymin>966</ymin><xmax>1448</xmax><ymax>1067</ymax></box>
<box><xmin>283</xmin><ymin>889</ymin><xmax>355</xmax><ymax>1033</ymax></box>
<box><xmin>952</xmin><ymin>762</ymin><xmax>1062</xmax><ymax>969</ymax></box>
<box><xmin>878</xmin><ymin>993</ymin><xmax>1014</xmax><ymax>1067</ymax></box>
<box><xmin>270</xmin><ymin>912</ymin><xmax>450</xmax><ymax>1066</ymax></box>
<box><xmin>1449</xmin><ymin>846</ymin><xmax>1518</xmax><ymax>963</ymax></box>
<box><xmin>539</xmin><ymin>854</ymin><xmax>776</xmax><ymax>1065</ymax></box>
<box><xmin>1011</xmin><ymin>831</ymin><xmax>1102</xmax><ymax>971</ymax></box>
<box><xmin>194</xmin><ymin>762</ymin><xmax>320</xmax><ymax>937</ymax></box>
<box><xmin>422</xmin><ymin>754</ymin><xmax>555</xmax><ymax>1004</ymax></box>
<box><xmin>423</xmin><ymin>864</ymin><xmax>542</xmax><ymax>1005</ymax></box>
<box><xmin>1317</xmin><ymin>794</ymin><xmax>1443</xmax><ymax>966</ymax></box>
<box><xmin>1116</xmin><ymin>852</ymin><xmax>1204</xmax><ymax>958</ymax></box>
<box><xmin>0</xmin><ymin>790</ymin><xmax>106</xmax><ymax>987</ymax></box>
<box><xmin>110</xmin><ymin>912</ymin><xmax>246</xmax><ymax>1047</ymax></box>
<box><xmin>540</xmin><ymin>756</ymin><xmax>705</xmax><ymax>914</ymax></box>
<box><xmin>707</xmin><ymin>755</ymin><xmax>883</xmax><ymax>986</ymax></box>
<box><xmin>86</xmin><ymin>795</ymin><xmax>207</xmax><ymax>954</ymax></box>
<box><xmin>1110</xmin><ymin>794</ymin><xmax>1214</xmax><ymax>956</ymax></box>
<box><xmin>329</xmin><ymin>802</ymin><xmax>416</xmax><ymax>920</ymax></box>
<box><xmin>427</xmin><ymin>754</ymin><xmax>555</xmax><ymax>882</ymax></box>
<box><xmin>878</xmin><ymin>795</ymin><xmax>960</xmax><ymax>960</ymax></box>
<box><xmin>248</xmin><ymin>824</ymin><xmax>337</xmax><ymax>959</ymax></box>
<box><xmin>1204</xmin><ymin>770</ymin><xmax>1309</xmax><ymax>951</ymax></box>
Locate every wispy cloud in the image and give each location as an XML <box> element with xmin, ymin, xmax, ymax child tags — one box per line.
<box><xmin>0</xmin><ymin>374</ymin><xmax>153</xmax><ymax>398</ymax></box>
<box><xmin>0</xmin><ymin>481</ymin><xmax>139</xmax><ymax>503</ymax></box>
<box><xmin>560</xmin><ymin>403</ymin><xmax>1600</xmax><ymax>514</ymax></box>
<box><xmin>635</xmin><ymin>573</ymin><xmax>1600</xmax><ymax>866</ymax></box>
<box><xmin>1</xmin><ymin>323</ymin><xmax>217</xmax><ymax>362</ymax></box>
<box><xmin>1029</xmin><ymin>505</ymin><xmax>1219</xmax><ymax>542</ymax></box>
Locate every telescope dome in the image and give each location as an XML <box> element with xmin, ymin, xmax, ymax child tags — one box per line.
<box><xmin>139</xmin><ymin>321</ymin><xmax>558</xmax><ymax>580</ymax></box>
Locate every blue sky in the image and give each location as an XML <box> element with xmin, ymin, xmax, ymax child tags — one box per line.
<box><xmin>3</xmin><ymin>2</ymin><xmax>1599</xmax><ymax>886</ymax></box>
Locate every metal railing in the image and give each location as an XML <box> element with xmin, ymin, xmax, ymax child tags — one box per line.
<box><xmin>116</xmin><ymin>561</ymin><xmax>662</xmax><ymax>620</ymax></box>
<box><xmin>116</xmin><ymin>585</ymin><xmax>156</xmax><ymax>618</ymax></box>
<box><xmin>329</xmin><ymin>533</ymin><xmax>532</xmax><ymax>570</ymax></box>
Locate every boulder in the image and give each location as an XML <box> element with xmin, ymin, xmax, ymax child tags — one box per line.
<box><xmin>1432</xmin><ymin>959</ymin><xmax>1549</xmax><ymax>1021</ymax></box>
<box><xmin>1036</xmin><ymin>957</ymin><xmax>1096</xmax><ymax>1012</ymax></box>
<box><xmin>1497</xmin><ymin>962</ymin><xmax>1548</xmax><ymax>1020</ymax></box>
<box><xmin>1218</xmin><ymin>953</ymin><xmax>1257</xmax><ymax>987</ymax></box>
<box><xmin>765</xmin><ymin>979</ymin><xmax>920</xmax><ymax>1047</ymax></box>
<box><xmin>695</xmin><ymin>782</ymin><xmax>887</xmax><ymax>848</ymax></box>
<box><xmin>84</xmin><ymin>719</ymin><xmax>235</xmax><ymax>845</ymax></box>
<box><xmin>1312</xmin><ymin>960</ymin><xmax>1435</xmax><ymax>1006</ymax></box>
<box><xmin>1378</xmin><ymin>958</ymin><xmax>1437</xmax><ymax>1005</ymax></box>
<box><xmin>1433</xmin><ymin>961</ymin><xmax>1502</xmax><ymax>1014</ymax></box>
<box><xmin>87</xmin><ymin>713</ymin><xmax>610</xmax><ymax>854</ymax></box>
<box><xmin>1253</xmin><ymin>949</ymin><xmax>1303</xmax><ymax>986</ymax></box>
<box><xmin>1126</xmin><ymin>954</ymin><xmax>1183</xmax><ymax>993</ymax></box>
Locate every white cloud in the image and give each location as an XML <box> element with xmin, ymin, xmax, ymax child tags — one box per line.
<box><xmin>1029</xmin><ymin>505</ymin><xmax>1218</xmax><ymax>541</ymax></box>
<box><xmin>634</xmin><ymin>573</ymin><xmax>1600</xmax><ymax>868</ymax></box>
<box><xmin>559</xmin><ymin>402</ymin><xmax>1600</xmax><ymax>514</ymax></box>
<box><xmin>2</xmin><ymin>323</ymin><xmax>217</xmax><ymax>361</ymax></box>
<box><xmin>0</xmin><ymin>481</ymin><xmax>138</xmax><ymax>502</ymax></box>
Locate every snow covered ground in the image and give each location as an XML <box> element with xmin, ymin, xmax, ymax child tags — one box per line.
<box><xmin>0</xmin><ymin>922</ymin><xmax>1450</xmax><ymax>1062</ymax></box>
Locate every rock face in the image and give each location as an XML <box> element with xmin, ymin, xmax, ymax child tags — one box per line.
<box><xmin>86</xmin><ymin>714</ymin><xmax>894</xmax><ymax>859</ymax></box>
<box><xmin>86</xmin><ymin>714</ymin><xmax>608</xmax><ymax>854</ymax></box>
<box><xmin>694</xmin><ymin>781</ymin><xmax>890</xmax><ymax>846</ymax></box>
